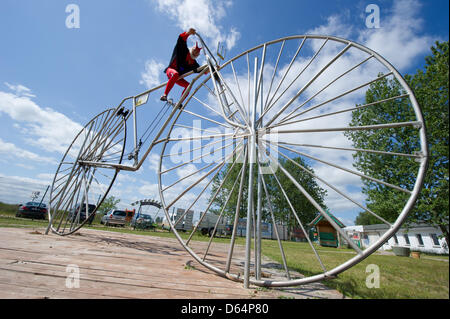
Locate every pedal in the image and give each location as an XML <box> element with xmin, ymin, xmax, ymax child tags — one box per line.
<box><xmin>115</xmin><ymin>107</ymin><xmax>124</xmax><ymax>116</ymax></box>
<box><xmin>167</xmin><ymin>99</ymin><xmax>183</xmax><ymax>110</ymax></box>
<box><xmin>116</xmin><ymin>107</ymin><xmax>129</xmax><ymax>118</ymax></box>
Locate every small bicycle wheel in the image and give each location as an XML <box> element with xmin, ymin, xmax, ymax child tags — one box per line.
<box><xmin>48</xmin><ymin>108</ymin><xmax>126</xmax><ymax>235</ymax></box>
<box><xmin>158</xmin><ymin>35</ymin><xmax>427</xmax><ymax>287</ymax></box>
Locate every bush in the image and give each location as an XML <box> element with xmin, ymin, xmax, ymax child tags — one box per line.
<box><xmin>0</xmin><ymin>202</ymin><xmax>20</xmax><ymax>215</ymax></box>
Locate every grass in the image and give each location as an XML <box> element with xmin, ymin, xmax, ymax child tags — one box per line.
<box><xmin>0</xmin><ymin>201</ymin><xmax>448</xmax><ymax>299</ymax></box>
<box><xmin>261</xmin><ymin>239</ymin><xmax>449</xmax><ymax>299</ymax></box>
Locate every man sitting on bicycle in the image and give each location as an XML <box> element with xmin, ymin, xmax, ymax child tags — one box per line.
<box><xmin>160</xmin><ymin>28</ymin><xmax>203</xmax><ymax>103</ymax></box>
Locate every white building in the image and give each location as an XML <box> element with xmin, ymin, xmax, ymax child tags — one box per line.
<box><xmin>343</xmin><ymin>223</ymin><xmax>448</xmax><ymax>255</ymax></box>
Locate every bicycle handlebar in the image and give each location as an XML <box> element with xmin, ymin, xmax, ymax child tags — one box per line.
<box><xmin>195</xmin><ymin>32</ymin><xmax>220</xmax><ymax>67</ymax></box>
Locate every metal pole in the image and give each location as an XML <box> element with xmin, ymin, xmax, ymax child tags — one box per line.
<box><xmin>132</xmin><ymin>97</ymin><xmax>138</xmax><ymax>166</ymax></box>
<box><xmin>255</xmin><ymin>163</ymin><xmax>262</xmax><ymax>280</ymax></box>
<box><xmin>244</xmin><ymin>129</ymin><xmax>255</xmax><ymax>288</ymax></box>
<box><xmin>244</xmin><ymin>57</ymin><xmax>258</xmax><ymax>288</ymax></box>
<box><xmin>39</xmin><ymin>185</ymin><xmax>50</xmax><ymax>208</ymax></box>
<box><xmin>255</xmin><ymin>50</ymin><xmax>264</xmax><ymax>280</ymax></box>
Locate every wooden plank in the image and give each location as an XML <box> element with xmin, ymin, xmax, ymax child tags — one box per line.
<box><xmin>0</xmin><ymin>227</ymin><xmax>344</xmax><ymax>299</ymax></box>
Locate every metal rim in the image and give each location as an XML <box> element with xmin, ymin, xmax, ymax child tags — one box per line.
<box><xmin>158</xmin><ymin>35</ymin><xmax>428</xmax><ymax>287</ymax></box>
<box><xmin>48</xmin><ymin>108</ymin><xmax>126</xmax><ymax>236</ymax></box>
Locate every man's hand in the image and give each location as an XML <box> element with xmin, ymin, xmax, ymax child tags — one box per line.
<box><xmin>187</xmin><ymin>28</ymin><xmax>196</xmax><ymax>35</ymax></box>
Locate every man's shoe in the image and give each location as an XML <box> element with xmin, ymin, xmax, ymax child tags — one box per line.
<box><xmin>160</xmin><ymin>95</ymin><xmax>167</xmax><ymax>102</ymax></box>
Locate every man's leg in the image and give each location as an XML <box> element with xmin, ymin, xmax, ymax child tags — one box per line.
<box><xmin>176</xmin><ymin>79</ymin><xmax>191</xmax><ymax>108</ymax></box>
<box><xmin>177</xmin><ymin>78</ymin><xmax>190</xmax><ymax>97</ymax></box>
<box><xmin>161</xmin><ymin>68</ymin><xmax>180</xmax><ymax>101</ymax></box>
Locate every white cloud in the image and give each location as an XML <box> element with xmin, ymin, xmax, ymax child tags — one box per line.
<box><xmin>0</xmin><ymin>90</ymin><xmax>83</xmax><ymax>155</ymax></box>
<box><xmin>4</xmin><ymin>82</ymin><xmax>36</xmax><ymax>98</ymax></box>
<box><xmin>306</xmin><ymin>0</ymin><xmax>435</xmax><ymax>71</ymax></box>
<box><xmin>307</xmin><ymin>13</ymin><xmax>354</xmax><ymax>39</ymax></box>
<box><xmin>0</xmin><ymin>174</ymin><xmax>50</xmax><ymax>204</ymax></box>
<box><xmin>140</xmin><ymin>59</ymin><xmax>166</xmax><ymax>89</ymax></box>
<box><xmin>148</xmin><ymin>153</ymin><xmax>168</xmax><ymax>173</ymax></box>
<box><xmin>0</xmin><ymin>138</ymin><xmax>57</xmax><ymax>164</ymax></box>
<box><xmin>35</xmin><ymin>173</ymin><xmax>55</xmax><ymax>183</ymax></box>
<box><xmin>357</xmin><ymin>0</ymin><xmax>435</xmax><ymax>70</ymax></box>
<box><xmin>152</xmin><ymin>0</ymin><xmax>240</xmax><ymax>50</ymax></box>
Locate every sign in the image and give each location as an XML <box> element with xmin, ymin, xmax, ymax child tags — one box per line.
<box><xmin>135</xmin><ymin>93</ymin><xmax>149</xmax><ymax>107</ymax></box>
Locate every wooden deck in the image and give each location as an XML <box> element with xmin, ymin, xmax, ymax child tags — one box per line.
<box><xmin>0</xmin><ymin>227</ymin><xmax>343</xmax><ymax>299</ymax></box>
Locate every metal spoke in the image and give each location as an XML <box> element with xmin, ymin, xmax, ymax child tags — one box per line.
<box><xmin>185</xmin><ymin>145</ymin><xmax>245</xmax><ymax>245</ymax></box>
<box><xmin>164</xmin><ymin>141</ymin><xmax>244</xmax><ymax>210</ymax></box>
<box><xmin>264</xmin><ymin>41</ymin><xmax>351</xmax><ymax>127</ymax></box>
<box><xmin>167</xmin><ymin>131</ymin><xmax>249</xmax><ymax>142</ymax></box>
<box><xmin>209</xmin><ymin>62</ymin><xmax>252</xmax><ymax>129</ymax></box>
<box><xmin>173</xmin><ymin>123</ymin><xmax>227</xmax><ymax>135</ymax></box>
<box><xmin>273</xmin><ymin>94</ymin><xmax>410</xmax><ymax>129</ymax></box>
<box><xmin>192</xmin><ymin>96</ymin><xmax>227</xmax><ymax>119</ymax></box>
<box><xmin>263</xmin><ymin>148</ymin><xmax>364</xmax><ymax>255</ymax></box>
<box><xmin>267</xmin><ymin>121</ymin><xmax>421</xmax><ymax>135</ymax></box>
<box><xmin>172</xmin><ymin>145</ymin><xmax>244</xmax><ymax>230</ymax></box>
<box><xmin>162</xmin><ymin>135</ymin><xmax>234</xmax><ymax>158</ymax></box>
<box><xmin>257</xmin><ymin>162</ymin><xmax>292</xmax><ymax>279</ymax></box>
<box><xmin>266</xmin><ymin>72</ymin><xmax>394</xmax><ymax>130</ymax></box>
<box><xmin>230</xmin><ymin>60</ymin><xmax>247</xmax><ymax>116</ymax></box>
<box><xmin>207</xmin><ymin>59</ymin><xmax>248</xmax><ymax>129</ymax></box>
<box><xmin>177</xmin><ymin>108</ymin><xmax>233</xmax><ymax>128</ymax></box>
<box><xmin>48</xmin><ymin>107</ymin><xmax>125</xmax><ymax>235</ymax></box>
<box><xmin>162</xmin><ymin>162</ymin><xmax>216</xmax><ymax>192</ymax></box>
<box><xmin>259</xmin><ymin>150</ymin><xmax>328</xmax><ymax>273</ymax></box>
<box><xmin>261</xmin><ymin>39</ymin><xmax>329</xmax><ymax>126</ymax></box>
<box><xmin>161</xmin><ymin>138</ymin><xmax>241</xmax><ymax>175</ymax></box>
<box><xmin>202</xmin><ymin>164</ymin><xmax>244</xmax><ymax>261</ymax></box>
<box><xmin>265</xmin><ymin>139</ymin><xmax>412</xmax><ymax>194</ymax></box>
<box><xmin>275</xmin><ymin>140</ymin><xmax>421</xmax><ymax>159</ymax></box>
<box><xmin>263</xmin><ymin>37</ymin><xmax>307</xmax><ymax>115</ymax></box>
<box><xmin>263</xmin><ymin>40</ymin><xmax>285</xmax><ymax>112</ymax></box>
<box><xmin>276</xmin><ymin>55</ymin><xmax>374</xmax><ymax>125</ymax></box>
<box><xmin>264</xmin><ymin>141</ymin><xmax>393</xmax><ymax>226</ymax></box>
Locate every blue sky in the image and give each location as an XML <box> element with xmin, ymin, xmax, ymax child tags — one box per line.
<box><xmin>0</xmin><ymin>0</ymin><xmax>448</xmax><ymax>225</ymax></box>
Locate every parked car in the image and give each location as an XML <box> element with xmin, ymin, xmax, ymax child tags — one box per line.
<box><xmin>130</xmin><ymin>214</ymin><xmax>155</xmax><ymax>230</ymax></box>
<box><xmin>16</xmin><ymin>202</ymin><xmax>47</xmax><ymax>220</ymax></box>
<box><xmin>101</xmin><ymin>209</ymin><xmax>127</xmax><ymax>227</ymax></box>
<box><xmin>69</xmin><ymin>204</ymin><xmax>97</xmax><ymax>224</ymax></box>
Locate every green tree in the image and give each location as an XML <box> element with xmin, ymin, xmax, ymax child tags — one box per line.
<box><xmin>97</xmin><ymin>196</ymin><xmax>121</xmax><ymax>215</ymax></box>
<box><xmin>348</xmin><ymin>41</ymin><xmax>449</xmax><ymax>245</ymax></box>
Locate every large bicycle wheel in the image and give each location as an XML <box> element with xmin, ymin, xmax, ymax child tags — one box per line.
<box><xmin>158</xmin><ymin>35</ymin><xmax>428</xmax><ymax>287</ymax></box>
<box><xmin>48</xmin><ymin>108</ymin><xmax>126</xmax><ymax>235</ymax></box>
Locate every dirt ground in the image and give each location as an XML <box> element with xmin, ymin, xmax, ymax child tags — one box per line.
<box><xmin>0</xmin><ymin>227</ymin><xmax>344</xmax><ymax>299</ymax></box>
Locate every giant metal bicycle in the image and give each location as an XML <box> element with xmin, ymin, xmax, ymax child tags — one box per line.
<box><xmin>46</xmin><ymin>33</ymin><xmax>428</xmax><ymax>288</ymax></box>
